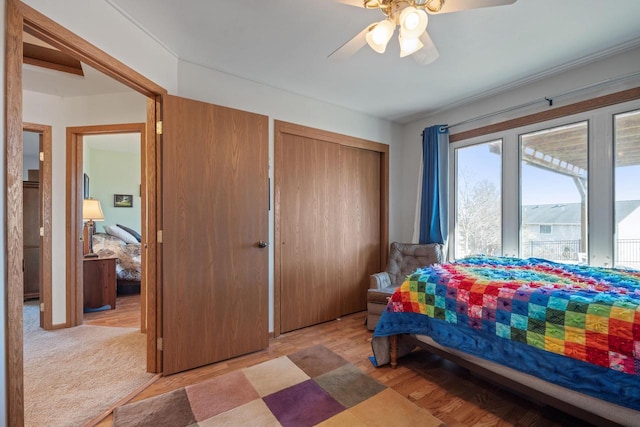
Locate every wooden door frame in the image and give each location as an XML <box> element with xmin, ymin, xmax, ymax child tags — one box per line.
<box><xmin>5</xmin><ymin>1</ymin><xmax>167</xmax><ymax>424</ymax></box>
<box><xmin>273</xmin><ymin>120</ymin><xmax>389</xmax><ymax>337</ymax></box>
<box><xmin>22</xmin><ymin>123</ymin><xmax>53</xmax><ymax>330</ymax></box>
<box><xmin>66</xmin><ymin>123</ymin><xmax>146</xmax><ymax>328</ymax></box>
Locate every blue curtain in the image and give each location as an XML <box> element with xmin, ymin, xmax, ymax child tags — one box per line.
<box><xmin>419</xmin><ymin>125</ymin><xmax>449</xmax><ymax>244</ymax></box>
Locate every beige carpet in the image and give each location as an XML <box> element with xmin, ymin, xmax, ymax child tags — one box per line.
<box><xmin>23</xmin><ymin>301</ymin><xmax>154</xmax><ymax>427</ymax></box>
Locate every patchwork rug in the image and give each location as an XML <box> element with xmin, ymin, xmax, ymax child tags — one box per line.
<box><xmin>113</xmin><ymin>344</ymin><xmax>445</xmax><ymax>427</ymax></box>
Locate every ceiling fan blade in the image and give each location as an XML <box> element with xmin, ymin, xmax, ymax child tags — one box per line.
<box><xmin>334</xmin><ymin>0</ymin><xmax>365</xmax><ymax>8</ymax></box>
<box><xmin>413</xmin><ymin>31</ymin><xmax>440</xmax><ymax>65</ymax></box>
<box><xmin>328</xmin><ymin>26</ymin><xmax>369</xmax><ymax>61</ymax></box>
<box><xmin>428</xmin><ymin>0</ymin><xmax>516</xmax><ymax>14</ymax></box>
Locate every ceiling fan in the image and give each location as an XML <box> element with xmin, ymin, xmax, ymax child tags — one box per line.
<box><xmin>329</xmin><ymin>0</ymin><xmax>517</xmax><ymax>64</ymax></box>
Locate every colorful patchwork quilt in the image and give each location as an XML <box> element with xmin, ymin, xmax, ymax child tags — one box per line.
<box><xmin>386</xmin><ymin>256</ymin><xmax>640</xmax><ymax>375</ymax></box>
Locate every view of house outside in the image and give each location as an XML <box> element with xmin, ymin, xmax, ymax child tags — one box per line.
<box><xmin>520</xmin><ymin>121</ymin><xmax>589</xmax><ymax>264</ymax></box>
<box><xmin>615</xmin><ymin>109</ymin><xmax>640</xmax><ymax>268</ymax></box>
<box><xmin>455</xmin><ymin>109</ymin><xmax>640</xmax><ymax>269</ymax></box>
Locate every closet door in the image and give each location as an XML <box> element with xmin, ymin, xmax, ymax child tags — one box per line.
<box><xmin>277</xmin><ymin>122</ymin><xmax>385</xmax><ymax>334</ymax></box>
<box><xmin>340</xmin><ymin>146</ymin><xmax>381</xmax><ymax>315</ymax></box>
<box><xmin>279</xmin><ymin>134</ymin><xmax>342</xmax><ymax>333</ymax></box>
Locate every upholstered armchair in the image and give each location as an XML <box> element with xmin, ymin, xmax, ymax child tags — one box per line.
<box><xmin>366</xmin><ymin>242</ymin><xmax>445</xmax><ymax>330</ymax></box>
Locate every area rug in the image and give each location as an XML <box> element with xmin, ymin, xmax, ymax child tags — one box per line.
<box><xmin>114</xmin><ymin>344</ymin><xmax>445</xmax><ymax>427</ymax></box>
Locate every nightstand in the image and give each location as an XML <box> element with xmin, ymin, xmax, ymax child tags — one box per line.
<box><xmin>83</xmin><ymin>256</ymin><xmax>117</xmax><ymax>310</ymax></box>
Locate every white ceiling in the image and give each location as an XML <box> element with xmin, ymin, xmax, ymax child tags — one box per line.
<box><xmin>22</xmin><ymin>0</ymin><xmax>640</xmax><ymax>124</ymax></box>
<box><xmin>22</xmin><ymin>62</ymin><xmax>132</xmax><ymax>98</ymax></box>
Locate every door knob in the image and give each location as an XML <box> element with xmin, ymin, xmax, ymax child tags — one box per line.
<box><xmin>258</xmin><ymin>241</ymin><xmax>269</xmax><ymax>248</ymax></box>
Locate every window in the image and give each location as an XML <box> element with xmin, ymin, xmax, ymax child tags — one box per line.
<box><xmin>520</xmin><ymin>122</ymin><xmax>588</xmax><ymax>263</ymax></box>
<box><xmin>614</xmin><ymin>109</ymin><xmax>640</xmax><ymax>269</ymax></box>
<box><xmin>454</xmin><ymin>140</ymin><xmax>502</xmax><ymax>258</ymax></box>
<box><xmin>449</xmin><ymin>95</ymin><xmax>640</xmax><ymax>265</ymax></box>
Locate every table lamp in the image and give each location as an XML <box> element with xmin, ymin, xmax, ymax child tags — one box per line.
<box><xmin>83</xmin><ymin>199</ymin><xmax>104</xmax><ymax>258</ymax></box>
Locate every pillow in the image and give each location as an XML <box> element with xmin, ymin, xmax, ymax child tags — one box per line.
<box><xmin>104</xmin><ymin>224</ymin><xmax>138</xmax><ymax>244</ymax></box>
<box><xmin>117</xmin><ymin>224</ymin><xmax>142</xmax><ymax>242</ymax></box>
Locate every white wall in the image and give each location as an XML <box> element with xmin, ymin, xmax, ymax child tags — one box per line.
<box><xmin>87</xmin><ymin>147</ymin><xmax>142</xmax><ymax>234</ymax></box>
<box><xmin>23</xmin><ymin>131</ymin><xmax>40</xmax><ymax>180</ymax></box>
<box><xmin>400</xmin><ymin>46</ymin><xmax>640</xmax><ymax>243</ymax></box>
<box><xmin>23</xmin><ymin>90</ymin><xmax>146</xmax><ymax>325</ymax></box>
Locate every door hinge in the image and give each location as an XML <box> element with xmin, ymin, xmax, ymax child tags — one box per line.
<box><xmin>39</xmin><ymin>152</ymin><xmax>44</xmax><ymax>162</ymax></box>
<box><xmin>157</xmin><ymin>337</ymin><xmax>163</xmax><ymax>351</ymax></box>
<box><xmin>157</xmin><ymin>230</ymin><xmax>163</xmax><ymax>243</ymax></box>
<box><xmin>39</xmin><ymin>227</ymin><xmax>44</xmax><ymax>237</ymax></box>
<box><xmin>156</xmin><ymin>121</ymin><xmax>163</xmax><ymax>135</ymax></box>
<box><xmin>40</xmin><ymin>303</ymin><xmax>44</xmax><ymax>312</ymax></box>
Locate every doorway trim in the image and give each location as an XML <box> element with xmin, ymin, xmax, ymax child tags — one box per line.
<box><xmin>23</xmin><ymin>122</ymin><xmax>53</xmax><ymax>330</ymax></box>
<box><xmin>6</xmin><ymin>1</ymin><xmax>167</xmax><ymax>424</ymax></box>
<box><xmin>66</xmin><ymin>123</ymin><xmax>146</xmax><ymax>328</ymax></box>
<box><xmin>273</xmin><ymin>120</ymin><xmax>389</xmax><ymax>337</ymax></box>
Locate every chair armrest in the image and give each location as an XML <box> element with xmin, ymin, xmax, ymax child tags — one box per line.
<box><xmin>370</xmin><ymin>272</ymin><xmax>392</xmax><ymax>290</ymax></box>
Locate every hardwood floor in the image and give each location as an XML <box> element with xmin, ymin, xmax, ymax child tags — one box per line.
<box><xmin>95</xmin><ymin>311</ymin><xmax>594</xmax><ymax>427</ymax></box>
<box><xmin>84</xmin><ymin>293</ymin><xmax>141</xmax><ymax>328</ymax></box>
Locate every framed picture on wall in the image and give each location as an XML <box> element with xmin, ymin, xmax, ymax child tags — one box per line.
<box><xmin>83</xmin><ymin>173</ymin><xmax>90</xmax><ymax>199</ymax></box>
<box><xmin>114</xmin><ymin>194</ymin><xmax>133</xmax><ymax>207</ymax></box>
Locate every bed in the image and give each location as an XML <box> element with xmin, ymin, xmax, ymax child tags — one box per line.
<box><xmin>92</xmin><ymin>229</ymin><xmax>142</xmax><ymax>293</ymax></box>
<box><xmin>371</xmin><ymin>256</ymin><xmax>640</xmax><ymax>426</ymax></box>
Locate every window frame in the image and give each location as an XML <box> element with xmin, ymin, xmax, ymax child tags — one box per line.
<box><xmin>452</xmin><ymin>139</ymin><xmax>503</xmax><ymax>259</ymax></box>
<box><xmin>448</xmin><ymin>97</ymin><xmax>640</xmax><ymax>266</ymax></box>
<box><xmin>613</xmin><ymin>108</ymin><xmax>640</xmax><ymax>268</ymax></box>
<box><xmin>518</xmin><ymin>119</ymin><xmax>590</xmax><ymax>262</ymax></box>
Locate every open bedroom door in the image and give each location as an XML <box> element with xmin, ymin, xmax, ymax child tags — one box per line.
<box><xmin>161</xmin><ymin>95</ymin><xmax>269</xmax><ymax>375</ymax></box>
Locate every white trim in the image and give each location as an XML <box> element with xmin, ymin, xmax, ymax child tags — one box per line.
<box><xmin>412</xmin><ymin>159</ymin><xmax>423</xmax><ymax>243</ymax></box>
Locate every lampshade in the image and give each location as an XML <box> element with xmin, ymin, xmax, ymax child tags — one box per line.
<box><xmin>83</xmin><ymin>199</ymin><xmax>105</xmax><ymax>222</ymax></box>
<box><xmin>399</xmin><ymin>34</ymin><xmax>424</xmax><ymax>57</ymax></box>
<box><xmin>399</xmin><ymin>7</ymin><xmax>428</xmax><ymax>38</ymax></box>
<box><xmin>365</xmin><ymin>20</ymin><xmax>395</xmax><ymax>54</ymax></box>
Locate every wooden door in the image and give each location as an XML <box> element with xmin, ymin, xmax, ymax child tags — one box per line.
<box><xmin>279</xmin><ymin>135</ymin><xmax>342</xmax><ymax>332</ymax></box>
<box><xmin>23</xmin><ymin>181</ymin><xmax>40</xmax><ymax>300</ymax></box>
<box><xmin>340</xmin><ymin>146</ymin><xmax>381</xmax><ymax>315</ymax></box>
<box><xmin>162</xmin><ymin>95</ymin><xmax>269</xmax><ymax>375</ymax></box>
<box><xmin>278</xmin><ymin>131</ymin><xmax>382</xmax><ymax>333</ymax></box>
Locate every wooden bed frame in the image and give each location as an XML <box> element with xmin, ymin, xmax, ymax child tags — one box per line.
<box><xmin>388</xmin><ymin>334</ymin><xmax>638</xmax><ymax>427</ymax></box>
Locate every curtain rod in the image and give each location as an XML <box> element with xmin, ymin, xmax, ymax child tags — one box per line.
<box><xmin>436</xmin><ymin>70</ymin><xmax>640</xmax><ymax>133</ymax></box>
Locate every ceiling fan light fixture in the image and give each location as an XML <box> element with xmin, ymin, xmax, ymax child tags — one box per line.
<box><xmin>424</xmin><ymin>0</ymin><xmax>445</xmax><ymax>13</ymax></box>
<box><xmin>399</xmin><ymin>7</ymin><xmax>427</xmax><ymax>38</ymax></box>
<box><xmin>363</xmin><ymin>0</ymin><xmax>382</xmax><ymax>8</ymax></box>
<box><xmin>365</xmin><ymin>19</ymin><xmax>395</xmax><ymax>53</ymax></box>
<box><xmin>399</xmin><ymin>34</ymin><xmax>424</xmax><ymax>57</ymax></box>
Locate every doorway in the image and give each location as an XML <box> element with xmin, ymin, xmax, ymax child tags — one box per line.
<box><xmin>6</xmin><ymin>1</ymin><xmax>166</xmax><ymax>424</ymax></box>
<box><xmin>66</xmin><ymin>124</ymin><xmax>147</xmax><ymax>329</ymax></box>
<box><xmin>21</xmin><ymin>123</ymin><xmax>53</xmax><ymax>330</ymax></box>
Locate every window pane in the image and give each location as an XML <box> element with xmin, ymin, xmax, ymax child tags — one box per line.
<box><xmin>455</xmin><ymin>140</ymin><xmax>502</xmax><ymax>259</ymax></box>
<box><xmin>520</xmin><ymin>122</ymin><xmax>588</xmax><ymax>263</ymax></box>
<box><xmin>615</xmin><ymin>109</ymin><xmax>640</xmax><ymax>269</ymax></box>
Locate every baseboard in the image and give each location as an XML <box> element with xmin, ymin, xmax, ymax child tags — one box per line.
<box><xmin>85</xmin><ymin>373</ymin><xmax>161</xmax><ymax>427</ymax></box>
<box><xmin>50</xmin><ymin>322</ymin><xmax>69</xmax><ymax>330</ymax></box>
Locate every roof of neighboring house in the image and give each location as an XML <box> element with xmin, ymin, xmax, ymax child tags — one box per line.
<box><xmin>523</xmin><ymin>200</ymin><xmax>640</xmax><ymax>225</ymax></box>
